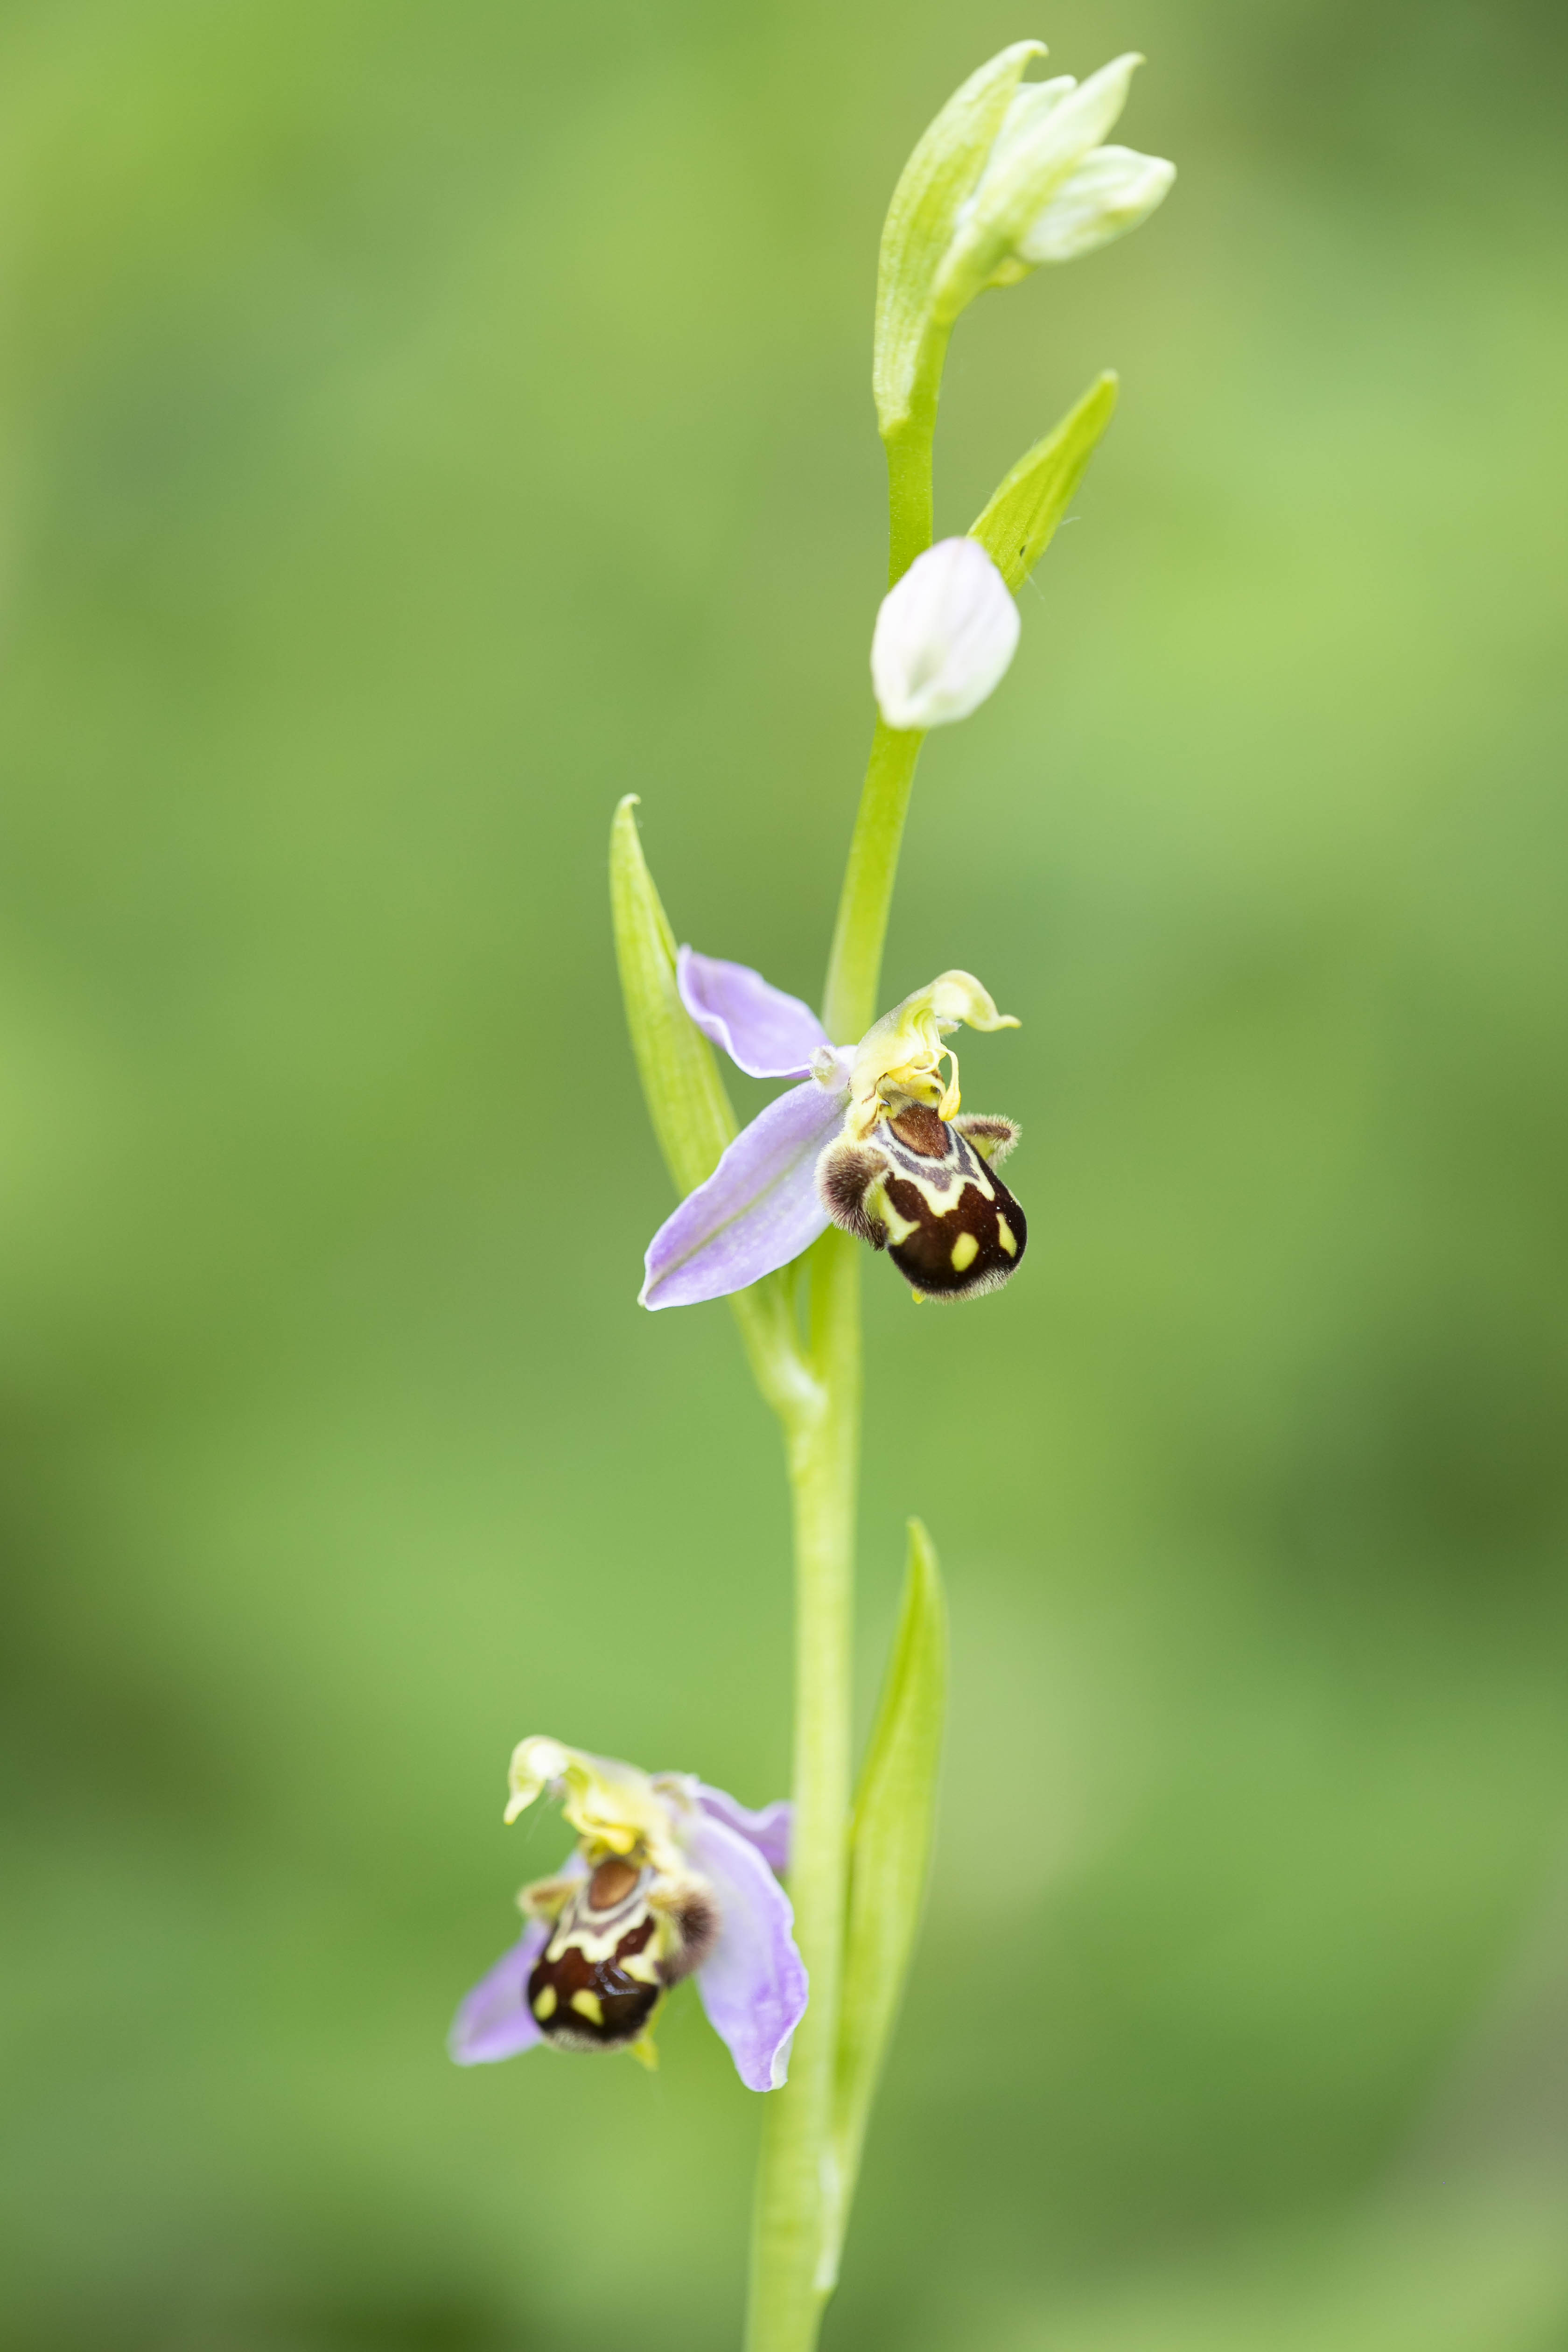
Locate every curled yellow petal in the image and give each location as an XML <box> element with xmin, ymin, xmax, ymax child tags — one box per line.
<box><xmin>922</xmin><ymin>971</ymin><xmax>1020</xmax><ymax>1033</ymax></box>
<box><xmin>504</xmin><ymin>1735</ymin><xmax>571</xmax><ymax>1824</ymax></box>
<box><xmin>503</xmin><ymin>1734</ymin><xmax>684</xmax><ymax>1871</ymax></box>
<box><xmin>845</xmin><ymin>972</ymin><xmax>1019</xmax><ymax>1137</ymax></box>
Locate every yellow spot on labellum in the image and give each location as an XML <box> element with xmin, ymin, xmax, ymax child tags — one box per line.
<box><xmin>997</xmin><ymin>1215</ymin><xmax>1017</xmax><ymax>1257</ymax></box>
<box><xmin>950</xmin><ymin>1231</ymin><xmax>980</xmax><ymax>1273</ymax></box>
<box><xmin>532</xmin><ymin>1984</ymin><xmax>557</xmax><ymax>2021</ymax></box>
<box><xmin>570</xmin><ymin>1989</ymin><xmax>605</xmax><ymax>2026</ymax></box>
<box><xmin>910</xmin><ymin>1289</ymin><xmax>926</xmax><ymax>1305</ymax></box>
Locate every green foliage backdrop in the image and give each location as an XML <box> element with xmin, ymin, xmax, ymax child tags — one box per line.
<box><xmin>2</xmin><ymin>0</ymin><xmax>1566</xmax><ymax>2345</ymax></box>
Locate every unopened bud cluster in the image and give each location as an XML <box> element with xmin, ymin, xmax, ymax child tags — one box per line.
<box><xmin>875</xmin><ymin>40</ymin><xmax>1174</xmax><ymax>440</ymax></box>
<box><xmin>868</xmin><ymin>38</ymin><xmax>1174</xmax><ymax>734</ymax></box>
<box><xmin>946</xmin><ymin>55</ymin><xmax>1173</xmax><ymax>299</ymax></box>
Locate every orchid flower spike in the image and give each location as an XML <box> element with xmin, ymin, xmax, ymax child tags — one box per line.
<box><xmin>641</xmin><ymin>951</ymin><xmax>1027</xmax><ymax>1310</ymax></box>
<box><xmin>450</xmin><ymin>1737</ymin><xmax>806</xmax><ymax>2090</ymax></box>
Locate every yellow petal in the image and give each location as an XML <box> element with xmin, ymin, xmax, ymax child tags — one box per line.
<box><xmin>503</xmin><ymin>1734</ymin><xmax>683</xmax><ymax>1871</ymax></box>
<box><xmin>845</xmin><ymin>972</ymin><xmax>1019</xmax><ymax>1134</ymax></box>
<box><xmin>924</xmin><ymin>970</ymin><xmax>1020</xmax><ymax>1033</ymax></box>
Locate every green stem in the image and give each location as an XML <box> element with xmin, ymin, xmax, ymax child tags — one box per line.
<box><xmin>821</xmin><ymin>721</ymin><xmax>926</xmax><ymax>1049</ymax></box>
<box><xmin>884</xmin><ymin>425</ymin><xmax>933</xmax><ymax>589</ymax></box>
<box><xmin>746</xmin><ymin>1229</ymin><xmax>859</xmax><ymax>2352</ymax></box>
<box><xmin>744</xmin><ymin>399</ymin><xmax>938</xmax><ymax>2352</ymax></box>
<box><xmin>883</xmin><ymin>329</ymin><xmax>949</xmax><ymax>587</ymax></box>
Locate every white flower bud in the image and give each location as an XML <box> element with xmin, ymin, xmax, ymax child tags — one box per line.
<box><xmin>1016</xmin><ymin>143</ymin><xmax>1175</xmax><ymax>265</ymax></box>
<box><xmin>873</xmin><ymin>45</ymin><xmax>1176</xmax><ymax>437</ymax></box>
<box><xmin>871</xmin><ymin>538</ymin><xmax>1020</xmax><ymax>732</ymax></box>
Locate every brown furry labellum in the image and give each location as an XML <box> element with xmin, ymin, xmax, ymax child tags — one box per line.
<box><xmin>525</xmin><ymin>1858</ymin><xmax>716</xmax><ymax>2051</ymax></box>
<box><xmin>818</xmin><ymin>1102</ymin><xmax>1026</xmax><ymax>1301</ymax></box>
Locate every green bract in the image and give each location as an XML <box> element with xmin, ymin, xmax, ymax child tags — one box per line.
<box><xmin>874</xmin><ymin>41</ymin><xmax>1043</xmax><ymax>443</ymax></box>
<box><xmin>826</xmin><ymin>1519</ymin><xmax>948</xmax><ymax>2286</ymax></box>
<box><xmin>970</xmin><ymin>370</ymin><xmax>1120</xmax><ymax>594</ymax></box>
<box><xmin>610</xmin><ymin>793</ymin><xmax>735</xmax><ymax>1198</ymax></box>
<box><xmin>610</xmin><ymin>795</ymin><xmax>819</xmax><ymax>1422</ymax></box>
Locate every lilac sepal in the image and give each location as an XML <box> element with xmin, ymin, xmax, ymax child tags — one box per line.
<box><xmin>695</xmin><ymin>1785</ymin><xmax>791</xmax><ymax>1876</ymax></box>
<box><xmin>640</xmin><ymin>1078</ymin><xmax>847</xmax><ymax>1309</ymax></box>
<box><xmin>683</xmin><ymin>1810</ymin><xmax>809</xmax><ymax>2092</ymax></box>
<box><xmin>678</xmin><ymin>947</ymin><xmax>832</xmax><ymax>1079</ymax></box>
<box><xmin>448</xmin><ymin>1851</ymin><xmax>585</xmax><ymax>2065</ymax></box>
<box><xmin>448</xmin><ymin>1917</ymin><xmax>551</xmax><ymax>2064</ymax></box>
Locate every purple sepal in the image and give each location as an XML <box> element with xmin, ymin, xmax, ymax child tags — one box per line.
<box><xmin>696</xmin><ymin>1784</ymin><xmax>791</xmax><ymax>1876</ymax></box>
<box><xmin>683</xmin><ymin>1811</ymin><xmax>809</xmax><ymax>2092</ymax></box>
<box><xmin>449</xmin><ymin>1851</ymin><xmax>586</xmax><ymax>2066</ymax></box>
<box><xmin>448</xmin><ymin>1918</ymin><xmax>552</xmax><ymax>2065</ymax></box>
<box><xmin>639</xmin><ymin>1079</ymin><xmax>846</xmax><ymax>1309</ymax></box>
<box><xmin>678</xmin><ymin>947</ymin><xmax>832</xmax><ymax>1079</ymax></box>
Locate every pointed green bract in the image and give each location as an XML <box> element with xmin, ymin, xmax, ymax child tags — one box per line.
<box><xmin>823</xmin><ymin>1518</ymin><xmax>948</xmax><ymax>2285</ymax></box>
<box><xmin>968</xmin><ymin>371</ymin><xmax>1119</xmax><ymax>594</ymax></box>
<box><xmin>610</xmin><ymin>794</ymin><xmax>737</xmax><ymax>1197</ymax></box>
<box><xmin>873</xmin><ymin>41</ymin><xmax>1042</xmax><ymax>441</ymax></box>
<box><xmin>611</xmin><ymin>797</ymin><xmax>821</xmax><ymax>1424</ymax></box>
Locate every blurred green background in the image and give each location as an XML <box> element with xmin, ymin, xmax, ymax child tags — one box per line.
<box><xmin>3</xmin><ymin>0</ymin><xmax>1567</xmax><ymax>2345</ymax></box>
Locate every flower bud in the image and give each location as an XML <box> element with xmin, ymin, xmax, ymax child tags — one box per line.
<box><xmin>934</xmin><ymin>54</ymin><xmax>1172</xmax><ymax>317</ymax></box>
<box><xmin>1015</xmin><ymin>142</ymin><xmax>1175</xmax><ymax>265</ymax></box>
<box><xmin>870</xmin><ymin>538</ymin><xmax>1019</xmax><ymax>732</ymax></box>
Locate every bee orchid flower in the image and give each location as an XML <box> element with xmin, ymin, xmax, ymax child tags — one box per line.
<box><xmin>640</xmin><ymin>950</ymin><xmax>1027</xmax><ymax>1309</ymax></box>
<box><xmin>450</xmin><ymin>1737</ymin><xmax>806</xmax><ymax>2091</ymax></box>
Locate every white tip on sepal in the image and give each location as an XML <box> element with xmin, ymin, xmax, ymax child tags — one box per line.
<box><xmin>870</xmin><ymin>538</ymin><xmax>1020</xmax><ymax>732</ymax></box>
